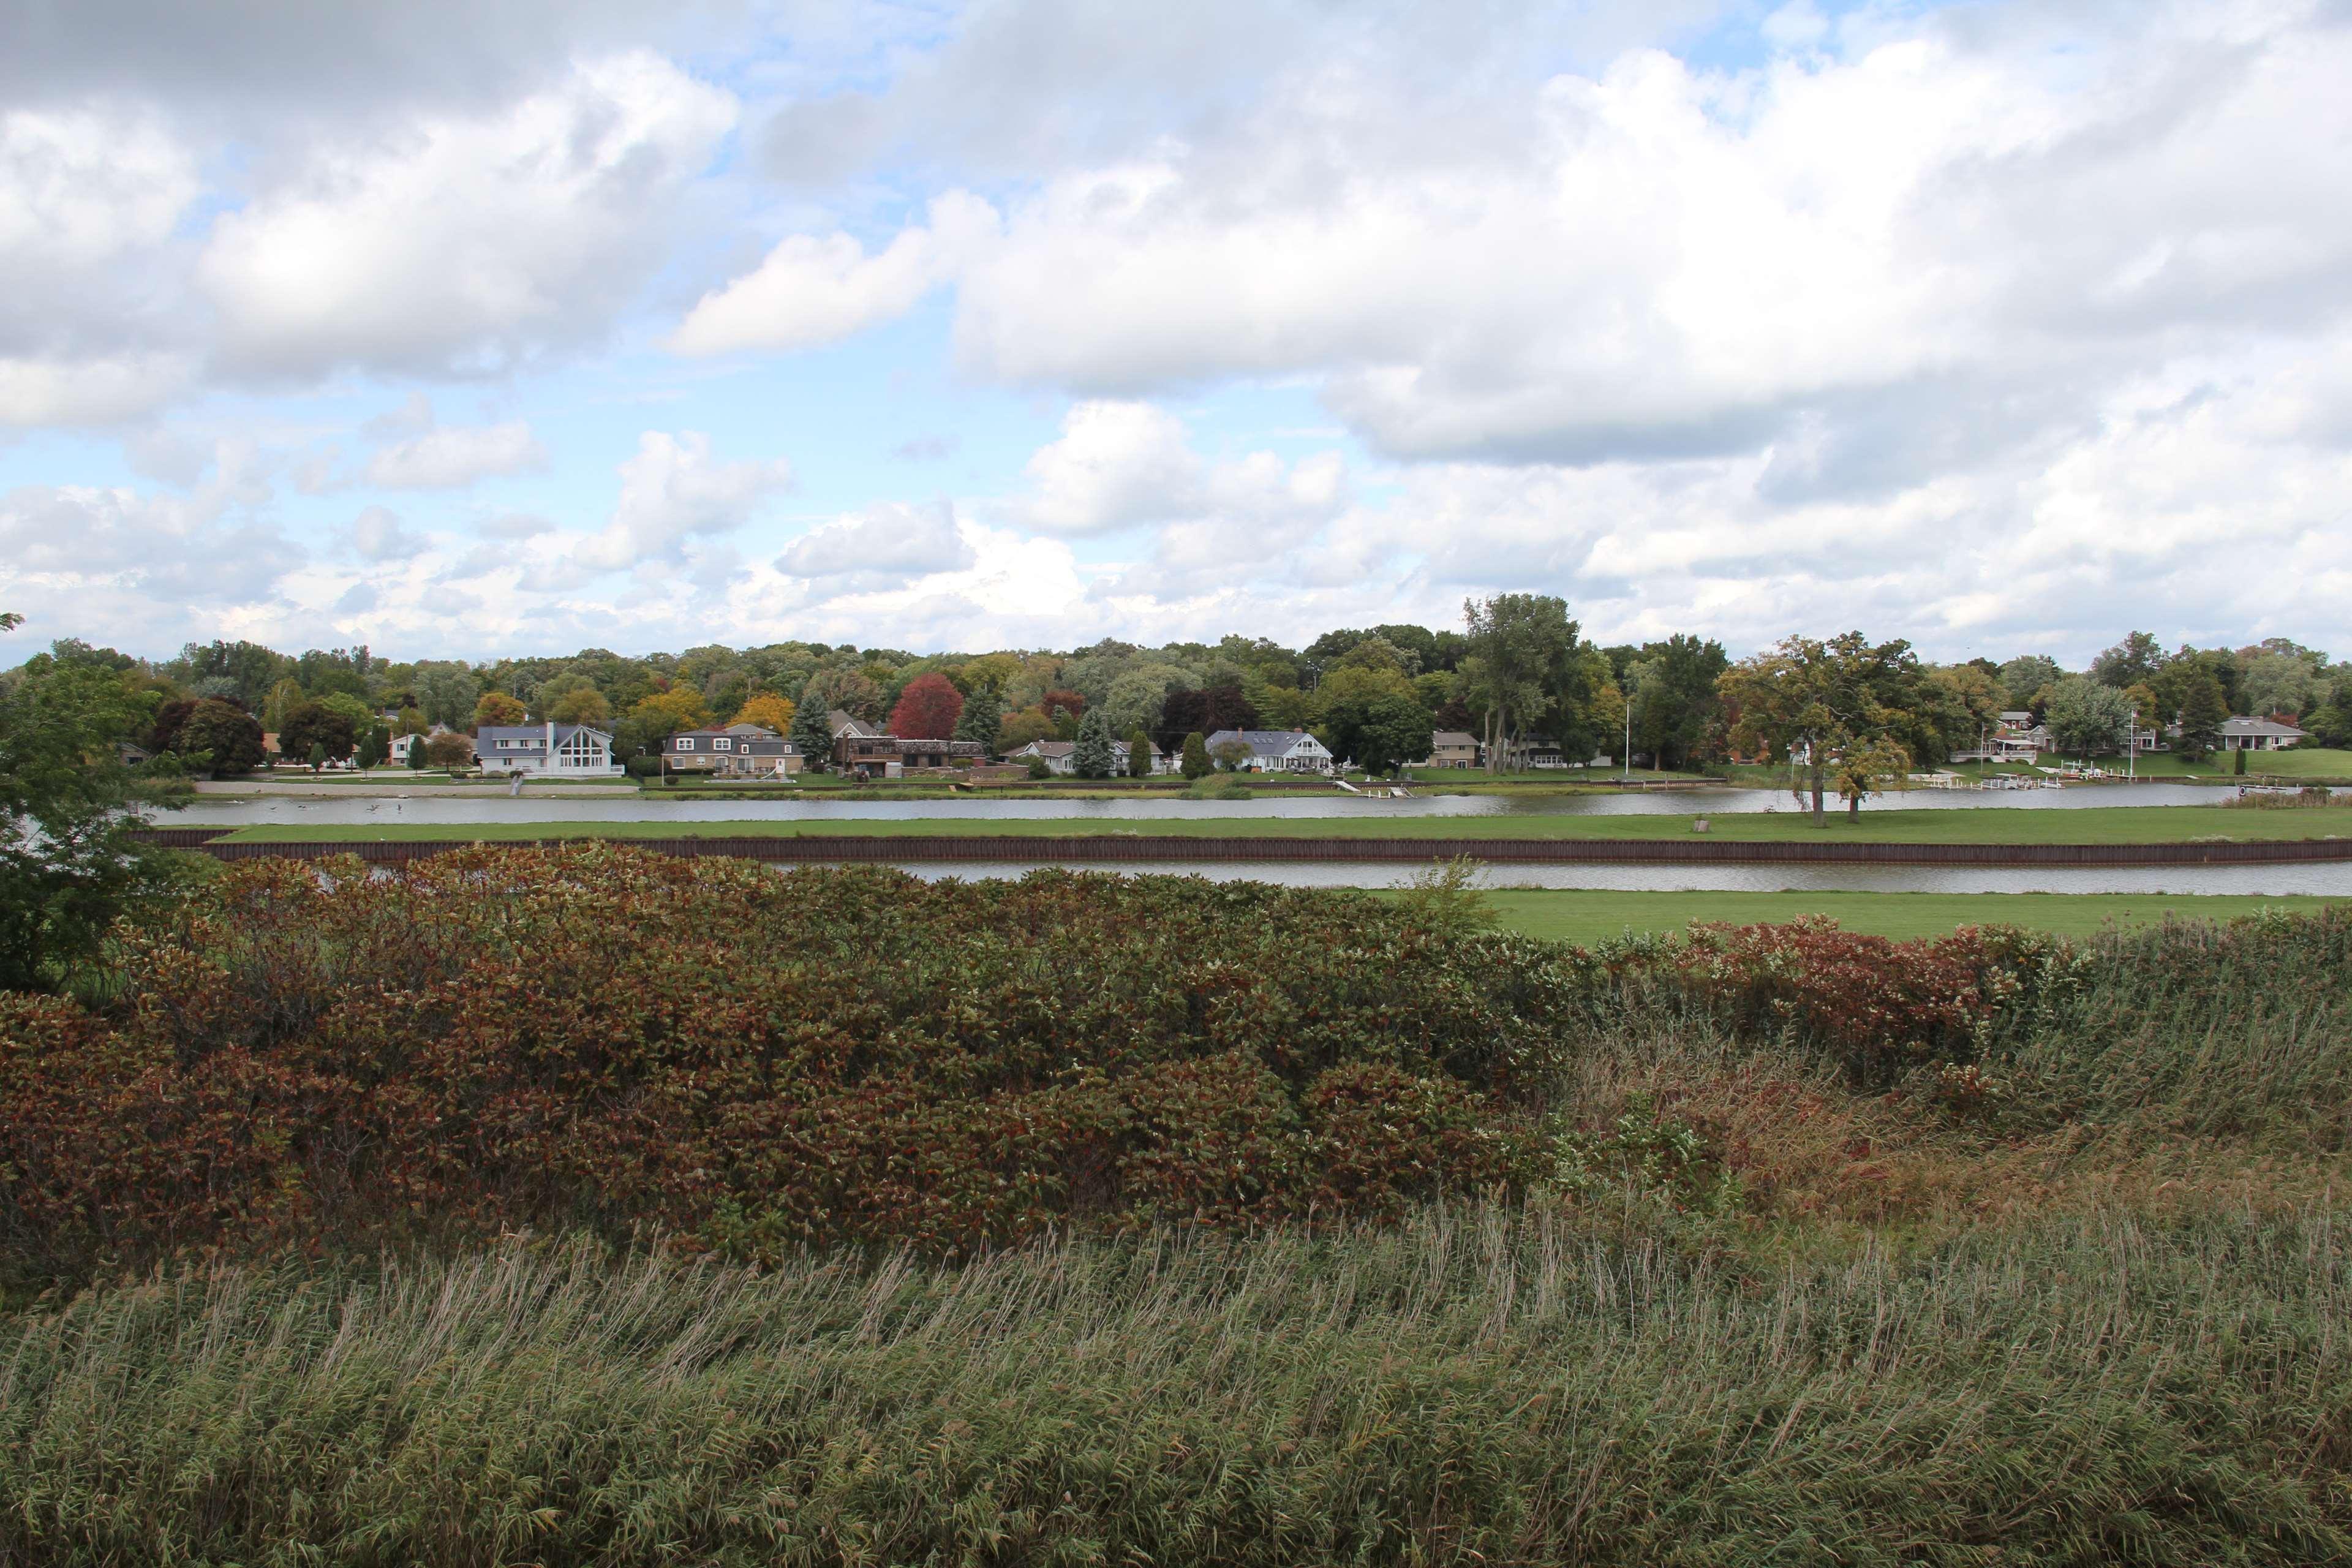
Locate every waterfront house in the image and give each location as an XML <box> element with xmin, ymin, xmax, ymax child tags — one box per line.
<box><xmin>666</xmin><ymin>723</ymin><xmax>801</xmax><ymax>777</ymax></box>
<box><xmin>475</xmin><ymin>722</ymin><xmax>622</xmax><ymax>777</ymax></box>
<box><xmin>1204</xmin><ymin>728</ymin><xmax>1335</xmax><ymax>774</ymax></box>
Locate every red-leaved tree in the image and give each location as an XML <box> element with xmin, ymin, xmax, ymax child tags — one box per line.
<box><xmin>887</xmin><ymin>673</ymin><xmax>965</xmax><ymax>740</ymax></box>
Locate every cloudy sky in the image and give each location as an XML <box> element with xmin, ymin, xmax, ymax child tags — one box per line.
<box><xmin>2</xmin><ymin>0</ymin><xmax>2348</xmax><ymax>664</ymax></box>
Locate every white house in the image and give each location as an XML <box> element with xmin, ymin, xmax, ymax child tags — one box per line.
<box><xmin>2219</xmin><ymin>716</ymin><xmax>2309</xmax><ymax>752</ymax></box>
<box><xmin>1005</xmin><ymin>738</ymin><xmax>1176</xmax><ymax>775</ymax></box>
<box><xmin>1204</xmin><ymin>728</ymin><xmax>1335</xmax><ymax>774</ymax></box>
<box><xmin>475</xmin><ymin>722</ymin><xmax>622</xmax><ymax>777</ymax></box>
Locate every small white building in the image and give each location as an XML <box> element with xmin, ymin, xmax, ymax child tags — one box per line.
<box><xmin>2218</xmin><ymin>716</ymin><xmax>2309</xmax><ymax>752</ymax></box>
<box><xmin>475</xmin><ymin>721</ymin><xmax>622</xmax><ymax>776</ymax></box>
<box><xmin>1005</xmin><ymin>738</ymin><xmax>1175</xmax><ymax>775</ymax></box>
<box><xmin>1204</xmin><ymin>728</ymin><xmax>1335</xmax><ymax>774</ymax></box>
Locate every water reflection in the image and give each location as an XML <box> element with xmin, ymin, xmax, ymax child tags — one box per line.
<box><xmin>876</xmin><ymin>861</ymin><xmax>2352</xmax><ymax>895</ymax></box>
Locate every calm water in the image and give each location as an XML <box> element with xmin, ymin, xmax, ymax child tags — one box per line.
<box><xmin>172</xmin><ymin>780</ymin><xmax>2293</xmax><ymax>827</ymax></box>
<box><xmin>880</xmin><ymin>861</ymin><xmax>2352</xmax><ymax>895</ymax></box>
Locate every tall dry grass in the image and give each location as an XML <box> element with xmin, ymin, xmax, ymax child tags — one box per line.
<box><xmin>4</xmin><ymin>1204</ymin><xmax>2348</xmax><ymax>1566</ymax></box>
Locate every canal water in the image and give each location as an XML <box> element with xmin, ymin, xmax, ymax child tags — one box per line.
<box><xmin>172</xmin><ymin>780</ymin><xmax>2300</xmax><ymax>828</ymax></box>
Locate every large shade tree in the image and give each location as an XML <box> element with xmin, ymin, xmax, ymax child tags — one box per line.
<box><xmin>1722</xmin><ymin>632</ymin><xmax>1934</xmax><ymax>827</ymax></box>
<box><xmin>1461</xmin><ymin>594</ymin><xmax>1580</xmax><ymax>775</ymax></box>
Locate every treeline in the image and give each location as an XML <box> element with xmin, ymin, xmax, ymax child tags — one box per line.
<box><xmin>7</xmin><ymin>607</ymin><xmax>2345</xmax><ymax>778</ymax></box>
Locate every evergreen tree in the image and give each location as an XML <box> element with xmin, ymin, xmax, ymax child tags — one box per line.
<box><xmin>954</xmin><ymin>688</ymin><xmax>1002</xmax><ymax>756</ymax></box>
<box><xmin>1125</xmin><ymin>728</ymin><xmax>1153</xmax><ymax>778</ymax></box>
<box><xmin>1072</xmin><ymin>708</ymin><xmax>1117</xmax><ymax>779</ymax></box>
<box><xmin>2177</xmin><ymin>674</ymin><xmax>2228</xmax><ymax>762</ymax></box>
<box><xmin>788</xmin><ymin>701</ymin><xmax>835</xmax><ymax>774</ymax></box>
<box><xmin>306</xmin><ymin>741</ymin><xmax>328</xmax><ymax>771</ymax></box>
<box><xmin>1180</xmin><ymin>731</ymin><xmax>1212</xmax><ymax>780</ymax></box>
<box><xmin>407</xmin><ymin>734</ymin><xmax>428</xmax><ymax>770</ymax></box>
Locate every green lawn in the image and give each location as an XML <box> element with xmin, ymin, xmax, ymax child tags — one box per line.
<box><xmin>216</xmin><ymin>802</ymin><xmax>2352</xmax><ymax>846</ymax></box>
<box><xmin>1458</xmin><ymin>889</ymin><xmax>2348</xmax><ymax>945</ymax></box>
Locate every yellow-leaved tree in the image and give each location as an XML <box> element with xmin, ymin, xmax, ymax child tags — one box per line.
<box><xmin>733</xmin><ymin>693</ymin><xmax>795</xmax><ymax>734</ymax></box>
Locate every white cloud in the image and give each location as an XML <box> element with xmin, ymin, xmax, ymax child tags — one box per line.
<box><xmin>0</xmin><ymin>354</ymin><xmax>194</xmax><ymax>428</ymax></box>
<box><xmin>1017</xmin><ymin>401</ymin><xmax>1204</xmax><ymax>535</ymax></box>
<box><xmin>777</xmin><ymin>499</ymin><xmax>976</xmax><ymax>581</ymax></box>
<box><xmin>345</xmin><ymin>504</ymin><xmax>429</xmax><ymax>561</ymax></box>
<box><xmin>669</xmin><ymin>192</ymin><xmax>998</xmax><ymax>355</ymax></box>
<box><xmin>574</xmin><ymin>431</ymin><xmax>793</xmax><ymax>571</ymax></box>
<box><xmin>364</xmin><ymin>421</ymin><xmax>547</xmax><ymax>488</ymax></box>
<box><xmin>198</xmin><ymin>52</ymin><xmax>736</xmax><ymax>378</ymax></box>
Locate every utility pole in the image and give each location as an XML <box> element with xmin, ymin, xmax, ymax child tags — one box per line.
<box><xmin>1623</xmin><ymin>696</ymin><xmax>1630</xmax><ymax>782</ymax></box>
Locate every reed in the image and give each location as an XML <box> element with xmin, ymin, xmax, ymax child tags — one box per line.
<box><xmin>4</xmin><ymin>1205</ymin><xmax>2348</xmax><ymax>1566</ymax></box>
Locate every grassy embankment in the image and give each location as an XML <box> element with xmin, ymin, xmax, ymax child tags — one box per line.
<box><xmin>217</xmin><ymin>801</ymin><xmax>2352</xmax><ymax>844</ymax></box>
<box><xmin>6</xmin><ymin>849</ymin><xmax>2352</xmax><ymax>1562</ymax></box>
<box><xmin>1468</xmin><ymin>888</ymin><xmax>2348</xmax><ymax>943</ymax></box>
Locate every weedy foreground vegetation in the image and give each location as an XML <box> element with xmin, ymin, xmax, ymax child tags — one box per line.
<box><xmin>3</xmin><ymin>845</ymin><xmax>2351</xmax><ymax>1564</ymax></box>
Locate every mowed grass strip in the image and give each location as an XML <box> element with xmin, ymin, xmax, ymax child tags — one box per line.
<box><xmin>1461</xmin><ymin>889</ymin><xmax>2351</xmax><ymax>944</ymax></box>
<box><xmin>215</xmin><ymin>802</ymin><xmax>2352</xmax><ymax>845</ymax></box>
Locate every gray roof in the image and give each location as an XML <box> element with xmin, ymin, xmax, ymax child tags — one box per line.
<box><xmin>477</xmin><ymin>723</ymin><xmax>610</xmax><ymax>756</ymax></box>
<box><xmin>1206</xmin><ymin>728</ymin><xmax>1327</xmax><ymax>755</ymax></box>
<box><xmin>1431</xmin><ymin>730</ymin><xmax>1478</xmax><ymax>747</ymax></box>
<box><xmin>2223</xmin><ymin>716</ymin><xmax>2309</xmax><ymax>737</ymax></box>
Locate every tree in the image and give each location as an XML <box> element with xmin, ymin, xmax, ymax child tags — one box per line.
<box><xmin>2090</xmin><ymin>632</ymin><xmax>2166</xmax><ymax>690</ymax></box>
<box><xmin>1125</xmin><ymin>727</ymin><xmax>1154</xmax><ymax>778</ymax></box>
<box><xmin>1996</xmin><ymin>655</ymin><xmax>2064</xmax><ymax>711</ymax></box>
<box><xmin>0</xmin><ymin>645</ymin><xmax>187</xmax><ymax>990</ymax></box>
<box><xmin>1830</xmin><ymin>736</ymin><xmax>1913</xmax><ymax>818</ymax></box>
<box><xmin>1350</xmin><ymin>692</ymin><xmax>1436</xmax><ymax>777</ymax></box>
<box><xmin>2041</xmin><ymin>676</ymin><xmax>2136</xmax><ymax>761</ymax></box>
<box><xmin>175</xmin><ymin>700</ymin><xmax>268</xmax><ymax>775</ymax></box>
<box><xmin>278</xmin><ymin>701</ymin><xmax>356</xmax><ymax>765</ymax></box>
<box><xmin>2177</xmin><ymin>674</ymin><xmax>2228</xmax><ymax>762</ymax></box>
<box><xmin>888</xmin><ymin>673</ymin><xmax>965</xmax><ymax>739</ymax></box>
<box><xmin>1721</xmin><ymin>632</ymin><xmax>1932</xmax><ymax>827</ymax></box>
<box><xmin>2241</xmin><ymin>652</ymin><xmax>2324</xmax><ymax>722</ymax></box>
<box><xmin>628</xmin><ymin>687</ymin><xmax>709</xmax><ymax>734</ymax></box>
<box><xmin>306</xmin><ymin>741</ymin><xmax>328</xmax><ymax>771</ymax></box>
<box><xmin>1627</xmin><ymin>635</ymin><xmax>1729</xmax><ymax>769</ymax></box>
<box><xmin>733</xmin><ymin>693</ymin><xmax>796</xmax><ymax>734</ymax></box>
<box><xmin>1461</xmin><ymin>594</ymin><xmax>1579</xmax><ymax>775</ymax></box>
<box><xmin>954</xmin><ymin>690</ymin><xmax>1002</xmax><ymax>756</ymax></box>
<box><xmin>799</xmin><ymin>667</ymin><xmax>884</xmax><ymax>723</ymax></box>
<box><xmin>1158</xmin><ymin>683</ymin><xmax>1257</xmax><ymax>751</ymax></box>
<box><xmin>1211</xmin><ymin>737</ymin><xmax>1254</xmax><ymax>772</ymax></box>
<box><xmin>1072</xmin><ymin>707</ymin><xmax>1117</xmax><ymax>779</ymax></box>
<box><xmin>406</xmin><ymin>733</ymin><xmax>429</xmax><ymax>770</ymax></box>
<box><xmin>545</xmin><ymin>685</ymin><xmax>611</xmax><ymax>725</ymax></box>
<box><xmin>1924</xmin><ymin>665</ymin><xmax>2004</xmax><ymax>758</ymax></box>
<box><xmin>146</xmin><ymin>697</ymin><xmax>200</xmax><ymax>755</ymax></box>
<box><xmin>423</xmin><ymin>732</ymin><xmax>475</xmax><ymax>770</ymax></box>
<box><xmin>788</xmin><ymin>700</ymin><xmax>835</xmax><ymax>774</ymax></box>
<box><xmin>997</xmin><ymin>709</ymin><xmax>1054</xmax><ymax>753</ymax></box>
<box><xmin>1180</xmin><ymin>732</ymin><xmax>1212</xmax><ymax>780</ymax></box>
<box><xmin>473</xmin><ymin>692</ymin><xmax>527</xmax><ymax>730</ymax></box>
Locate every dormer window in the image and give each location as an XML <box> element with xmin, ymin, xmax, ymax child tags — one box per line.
<box><xmin>716</xmin><ymin>737</ymin><xmax>732</xmax><ymax>750</ymax></box>
<box><xmin>677</xmin><ymin>737</ymin><xmax>695</xmax><ymax>751</ymax></box>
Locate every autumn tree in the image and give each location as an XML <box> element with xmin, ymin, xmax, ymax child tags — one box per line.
<box><xmin>888</xmin><ymin>673</ymin><xmax>965</xmax><ymax>739</ymax></box>
<box><xmin>472</xmin><ymin>692</ymin><xmax>527</xmax><ymax>730</ymax></box>
<box><xmin>1721</xmin><ymin>632</ymin><xmax>1932</xmax><ymax>827</ymax></box>
<box><xmin>1829</xmin><ymin>735</ymin><xmax>1914</xmax><ymax>818</ymax></box>
<box><xmin>733</xmin><ymin>693</ymin><xmax>795</xmax><ymax>734</ymax></box>
<box><xmin>423</xmin><ymin>732</ymin><xmax>476</xmax><ymax>770</ymax></box>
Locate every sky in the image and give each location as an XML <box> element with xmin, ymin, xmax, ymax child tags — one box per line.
<box><xmin>2</xmin><ymin>0</ymin><xmax>2348</xmax><ymax>667</ymax></box>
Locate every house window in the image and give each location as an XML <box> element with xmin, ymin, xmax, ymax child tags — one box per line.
<box><xmin>677</xmin><ymin>738</ymin><xmax>695</xmax><ymax>751</ymax></box>
<box><xmin>716</xmin><ymin>738</ymin><xmax>732</xmax><ymax>750</ymax></box>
